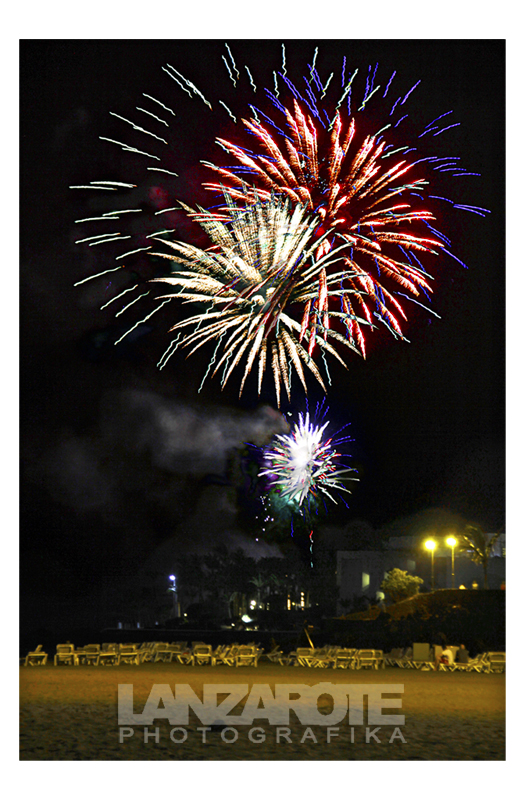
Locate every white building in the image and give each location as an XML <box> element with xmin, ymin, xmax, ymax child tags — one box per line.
<box><xmin>335</xmin><ymin>533</ymin><xmax>505</xmax><ymax>614</ymax></box>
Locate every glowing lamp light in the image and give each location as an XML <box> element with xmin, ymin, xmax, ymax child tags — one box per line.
<box><xmin>446</xmin><ymin>536</ymin><xmax>458</xmax><ymax>588</ymax></box>
<box><xmin>424</xmin><ymin>539</ymin><xmax>436</xmax><ymax>591</ymax></box>
<box><xmin>241</xmin><ymin>614</ymin><xmax>252</xmax><ymax>623</ymax></box>
<box><xmin>169</xmin><ymin>574</ymin><xmax>176</xmax><ymax>581</ymax></box>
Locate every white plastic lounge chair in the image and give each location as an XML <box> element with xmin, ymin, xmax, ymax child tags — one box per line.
<box><xmin>484</xmin><ymin>652</ymin><xmax>505</xmax><ymax>673</ymax></box>
<box><xmin>292</xmin><ymin>647</ymin><xmax>319</xmax><ymax>667</ymax></box>
<box><xmin>119</xmin><ymin>644</ymin><xmax>140</xmax><ymax>665</ymax></box>
<box><xmin>191</xmin><ymin>644</ymin><xmax>214</xmax><ymax>666</ymax></box>
<box><xmin>264</xmin><ymin>645</ymin><xmax>287</xmax><ymax>665</ymax></box>
<box><xmin>235</xmin><ymin>645</ymin><xmax>260</xmax><ymax>667</ymax></box>
<box><xmin>332</xmin><ymin>648</ymin><xmax>357</xmax><ymax>669</ymax></box>
<box><xmin>98</xmin><ymin>643</ymin><xmax>120</xmax><ymax>666</ymax></box>
<box><xmin>54</xmin><ymin>644</ymin><xmax>78</xmax><ymax>666</ymax></box>
<box><xmin>25</xmin><ymin>645</ymin><xmax>48</xmax><ymax>666</ymax></box>
<box><xmin>355</xmin><ymin>649</ymin><xmax>380</xmax><ymax>669</ymax></box>
<box><xmin>153</xmin><ymin>643</ymin><xmax>177</xmax><ymax>663</ymax></box>
<box><xmin>211</xmin><ymin>644</ymin><xmax>226</xmax><ymax>665</ymax></box>
<box><xmin>79</xmin><ymin>644</ymin><xmax>101</xmax><ymax>666</ymax></box>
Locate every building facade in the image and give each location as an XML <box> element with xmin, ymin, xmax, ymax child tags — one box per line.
<box><xmin>335</xmin><ymin>534</ymin><xmax>505</xmax><ymax>614</ymax></box>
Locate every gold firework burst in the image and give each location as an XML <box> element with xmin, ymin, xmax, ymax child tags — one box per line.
<box><xmin>150</xmin><ymin>192</ymin><xmax>369</xmax><ymax>406</ymax></box>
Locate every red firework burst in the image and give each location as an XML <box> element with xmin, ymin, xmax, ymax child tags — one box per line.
<box><xmin>203</xmin><ymin>97</ymin><xmax>446</xmax><ymax>356</ymax></box>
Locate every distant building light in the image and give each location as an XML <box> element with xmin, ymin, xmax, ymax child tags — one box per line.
<box><xmin>362</xmin><ymin>572</ymin><xmax>370</xmax><ymax>590</ymax></box>
<box><xmin>241</xmin><ymin>614</ymin><xmax>252</xmax><ymax>623</ymax></box>
<box><xmin>459</xmin><ymin>584</ymin><xmax>466</xmax><ymax>590</ymax></box>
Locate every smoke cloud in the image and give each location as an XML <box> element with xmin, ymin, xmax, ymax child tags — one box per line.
<box><xmin>30</xmin><ymin>390</ymin><xmax>289</xmax><ymax>553</ymax></box>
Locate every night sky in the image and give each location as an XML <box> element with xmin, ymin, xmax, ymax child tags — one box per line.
<box><xmin>20</xmin><ymin>40</ymin><xmax>505</xmax><ymax>632</ymax></box>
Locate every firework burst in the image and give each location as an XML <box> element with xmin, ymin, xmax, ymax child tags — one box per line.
<box><xmin>259</xmin><ymin>410</ymin><xmax>357</xmax><ymax>511</ymax></box>
<box><xmin>203</xmin><ymin>96</ymin><xmax>457</xmax><ymax>356</ymax></box>
<box><xmin>150</xmin><ymin>191</ymin><xmax>368</xmax><ymax>405</ymax></box>
<box><xmin>72</xmin><ymin>43</ymin><xmax>489</xmax><ymax>400</ymax></box>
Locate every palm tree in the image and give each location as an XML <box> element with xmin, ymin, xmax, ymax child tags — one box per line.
<box><xmin>457</xmin><ymin>525</ymin><xmax>501</xmax><ymax>589</ymax></box>
<box><xmin>250</xmin><ymin>574</ymin><xmax>266</xmax><ymax>607</ymax></box>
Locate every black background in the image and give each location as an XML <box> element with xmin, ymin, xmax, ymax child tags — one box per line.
<box><xmin>20</xmin><ymin>40</ymin><xmax>505</xmax><ymax>631</ymax></box>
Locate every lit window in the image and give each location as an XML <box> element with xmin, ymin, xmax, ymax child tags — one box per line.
<box><xmin>362</xmin><ymin>572</ymin><xmax>370</xmax><ymax>590</ymax></box>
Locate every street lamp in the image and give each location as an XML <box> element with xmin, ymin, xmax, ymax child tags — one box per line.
<box><xmin>168</xmin><ymin>574</ymin><xmax>179</xmax><ymax>617</ymax></box>
<box><xmin>424</xmin><ymin>540</ymin><xmax>436</xmax><ymax>591</ymax></box>
<box><xmin>446</xmin><ymin>536</ymin><xmax>457</xmax><ymax>588</ymax></box>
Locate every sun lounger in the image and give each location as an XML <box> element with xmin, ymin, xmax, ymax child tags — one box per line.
<box><xmin>54</xmin><ymin>644</ymin><xmax>78</xmax><ymax>666</ymax></box>
<box><xmin>98</xmin><ymin>643</ymin><xmax>119</xmax><ymax>666</ymax></box>
<box><xmin>25</xmin><ymin>644</ymin><xmax>48</xmax><ymax>666</ymax></box>
<box><xmin>484</xmin><ymin>652</ymin><xmax>505</xmax><ymax>673</ymax></box>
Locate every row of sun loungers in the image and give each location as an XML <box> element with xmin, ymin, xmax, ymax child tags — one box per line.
<box><xmin>286</xmin><ymin>647</ymin><xmax>385</xmax><ymax>669</ymax></box>
<box><xmin>22</xmin><ymin>643</ymin><xmax>384</xmax><ymax>669</ymax></box>
<box><xmin>383</xmin><ymin>651</ymin><xmax>506</xmax><ymax>673</ymax></box>
<box><xmin>22</xmin><ymin>642</ymin><xmax>262</xmax><ymax>668</ymax></box>
<box><xmin>21</xmin><ymin>643</ymin><xmax>506</xmax><ymax>672</ymax></box>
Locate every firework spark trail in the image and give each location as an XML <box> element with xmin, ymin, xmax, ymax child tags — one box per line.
<box><xmin>219</xmin><ymin>101</ymin><xmax>237</xmax><ymax>122</ymax></box>
<box><xmin>136</xmin><ymin>106</ymin><xmax>170</xmax><ymax>127</ymax></box>
<box><xmin>100</xmin><ymin>283</ymin><xmax>139</xmax><ymax>310</ymax></box>
<box><xmin>98</xmin><ymin>137</ymin><xmax>161</xmax><ymax>160</ymax></box>
<box><xmin>114</xmin><ymin>298</ymin><xmax>171</xmax><ymax>345</ymax></box>
<box><xmin>109</xmin><ymin>112</ymin><xmax>168</xmax><ymax>145</ymax></box>
<box><xmin>147</xmin><ymin>167</ymin><xmax>179</xmax><ymax>177</ymax></box>
<box><xmin>70</xmin><ymin>184</ymin><xmax>118</xmax><ymax>191</ymax></box>
<box><xmin>115</xmin><ymin>290</ymin><xmax>150</xmax><ymax>317</ymax></box>
<box><xmin>142</xmin><ymin>93</ymin><xmax>176</xmax><ymax>117</ymax></box>
<box><xmin>116</xmin><ymin>246</ymin><xmax>152</xmax><ymax>260</ymax></box>
<box><xmin>73</xmin><ymin>265</ymin><xmax>124</xmax><ymax>286</ymax></box>
<box><xmin>157</xmin><ymin>332</ymin><xmax>183</xmax><ymax>369</ymax></box>
<box><xmin>75</xmin><ymin>232</ymin><xmax>123</xmax><ymax>244</ymax></box>
<box><xmin>245</xmin><ymin>65</ymin><xmax>257</xmax><ymax>93</ymax></box>
<box><xmin>75</xmin><ymin>216</ymin><xmax>120</xmax><ymax>223</ymax></box>
<box><xmin>89</xmin><ymin>236</ymin><xmax>131</xmax><ymax>247</ymax></box>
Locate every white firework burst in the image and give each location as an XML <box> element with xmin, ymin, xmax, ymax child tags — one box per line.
<box><xmin>259</xmin><ymin>411</ymin><xmax>357</xmax><ymax>507</ymax></box>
